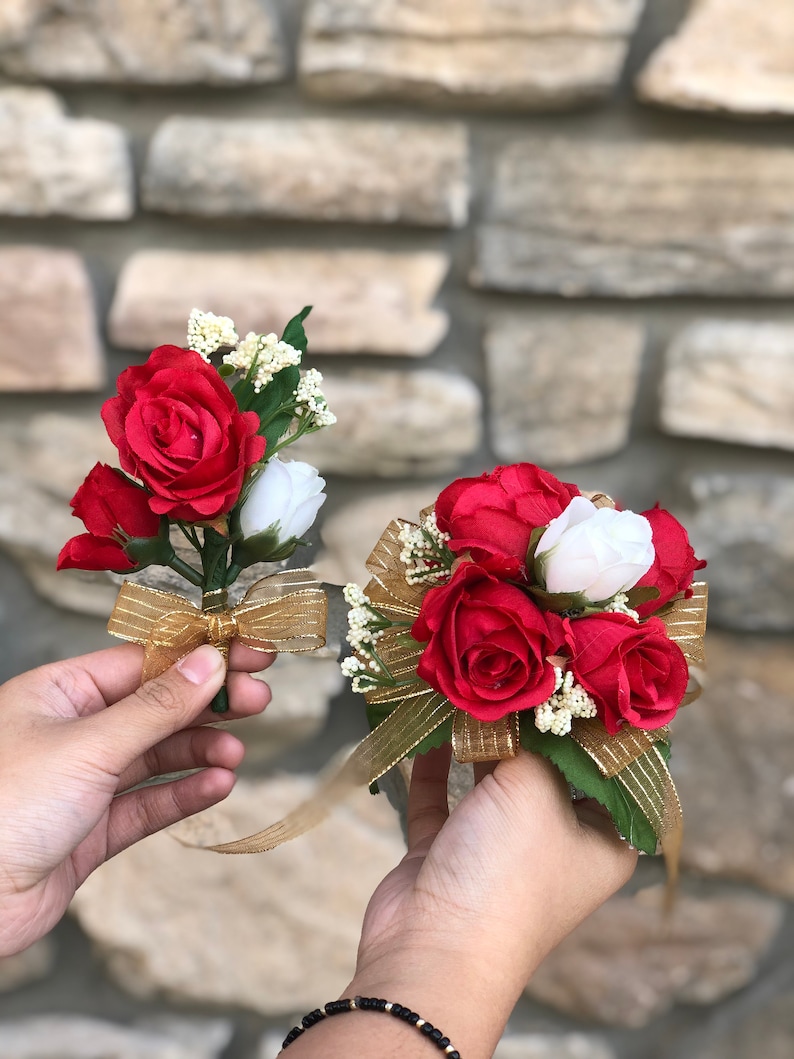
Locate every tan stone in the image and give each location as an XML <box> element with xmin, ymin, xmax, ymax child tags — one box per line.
<box><xmin>494</xmin><ymin>1035</ymin><xmax>616</xmax><ymax>1059</ymax></box>
<box><xmin>0</xmin><ymin>412</ymin><xmax>116</xmax><ymax>498</ymax></box>
<box><xmin>473</xmin><ymin>139</ymin><xmax>794</xmax><ymax>297</ymax></box>
<box><xmin>109</xmin><ymin>249</ymin><xmax>449</xmax><ymax>356</ymax></box>
<box><xmin>143</xmin><ymin>118</ymin><xmax>469</xmax><ymax>227</ymax></box>
<box><xmin>660</xmin><ymin>321</ymin><xmax>794</xmax><ymax>451</ymax></box>
<box><xmin>0</xmin><ymin>0</ymin><xmax>286</xmax><ymax>85</ymax></box>
<box><xmin>525</xmin><ymin>885</ymin><xmax>783</xmax><ymax>1027</ymax></box>
<box><xmin>292</xmin><ymin>370</ymin><xmax>482</xmax><ymax>476</ymax></box>
<box><xmin>70</xmin><ymin>776</ymin><xmax>405</xmax><ymax>1015</ymax></box>
<box><xmin>637</xmin><ymin>1</ymin><xmax>794</xmax><ymax>117</ymax></box>
<box><xmin>0</xmin><ymin>938</ymin><xmax>55</xmax><ymax>992</ymax></box>
<box><xmin>0</xmin><ymin>0</ymin><xmax>40</xmax><ymax>47</ymax></box>
<box><xmin>300</xmin><ymin>0</ymin><xmax>644</xmax><ymax>109</ymax></box>
<box><xmin>0</xmin><ymin>248</ymin><xmax>104</xmax><ymax>392</ymax></box>
<box><xmin>687</xmin><ymin>474</ymin><xmax>794</xmax><ymax>632</ymax></box>
<box><xmin>313</xmin><ymin>485</ymin><xmax>440</xmax><ymax>586</ymax></box>
<box><xmin>0</xmin><ymin>1015</ymin><xmax>232</xmax><ymax>1059</ymax></box>
<box><xmin>673</xmin><ymin>632</ymin><xmax>794</xmax><ymax>897</ymax></box>
<box><xmin>0</xmin><ymin>87</ymin><xmax>132</xmax><ymax>219</ymax></box>
<box><xmin>485</xmin><ymin>315</ymin><xmax>644</xmax><ymax>465</ymax></box>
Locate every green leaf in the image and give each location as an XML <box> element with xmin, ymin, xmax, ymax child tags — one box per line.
<box><xmin>218</xmin><ymin>363</ymin><xmax>236</xmax><ymax>378</ymax></box>
<box><xmin>525</xmin><ymin>525</ymin><xmax>547</xmax><ymax>574</ymax></box>
<box><xmin>625</xmin><ymin>584</ymin><xmax>661</xmax><ymax>609</ymax></box>
<box><xmin>519</xmin><ymin>717</ymin><xmax>658</xmax><ymax>855</ymax></box>
<box><xmin>407</xmin><ymin>716</ymin><xmax>453</xmax><ymax>758</ymax></box>
<box><xmin>526</xmin><ymin>585</ymin><xmax>588</xmax><ymax>614</ymax></box>
<box><xmin>252</xmin><ymin>363</ymin><xmax>302</xmax><ymax>451</ymax></box>
<box><xmin>281</xmin><ymin>306</ymin><xmax>312</xmax><ymax>353</ymax></box>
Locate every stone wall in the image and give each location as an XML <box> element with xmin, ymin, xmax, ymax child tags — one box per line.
<box><xmin>0</xmin><ymin>2</ymin><xmax>792</xmax><ymax>1058</ymax></box>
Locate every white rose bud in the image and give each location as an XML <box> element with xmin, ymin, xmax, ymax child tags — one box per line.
<box><xmin>234</xmin><ymin>457</ymin><xmax>326</xmax><ymax>565</ymax></box>
<box><xmin>535</xmin><ymin>496</ymin><xmax>654</xmax><ymax>603</ymax></box>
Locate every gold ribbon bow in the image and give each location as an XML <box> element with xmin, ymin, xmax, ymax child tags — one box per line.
<box><xmin>107</xmin><ymin>569</ymin><xmax>328</xmax><ymax>681</ymax></box>
<box><xmin>195</xmin><ymin>522</ymin><xmax>706</xmax><ymax>890</ymax></box>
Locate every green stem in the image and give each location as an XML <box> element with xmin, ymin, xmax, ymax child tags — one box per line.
<box><xmin>168</xmin><ymin>555</ymin><xmax>203</xmax><ymax>587</ymax></box>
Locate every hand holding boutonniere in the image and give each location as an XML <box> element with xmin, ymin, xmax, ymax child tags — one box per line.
<box><xmin>58</xmin><ymin>308</ymin><xmax>333</xmax><ymax>713</ymax></box>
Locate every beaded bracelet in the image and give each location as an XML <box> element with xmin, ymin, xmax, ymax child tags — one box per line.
<box><xmin>281</xmin><ymin>995</ymin><xmax>461</xmax><ymax>1057</ymax></box>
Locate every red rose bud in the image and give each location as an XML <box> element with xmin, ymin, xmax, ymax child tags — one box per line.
<box><xmin>101</xmin><ymin>345</ymin><xmax>266</xmax><ymax>523</ymax></box>
<box><xmin>434</xmin><ymin>463</ymin><xmax>580</xmax><ymax>578</ymax></box>
<box><xmin>57</xmin><ymin>463</ymin><xmax>165</xmax><ymax>572</ymax></box>
<box><xmin>412</xmin><ymin>562</ymin><xmax>563</xmax><ymax>722</ymax></box>
<box><xmin>634</xmin><ymin>505</ymin><xmax>707</xmax><ymax>617</ymax></box>
<box><xmin>563</xmin><ymin>612</ymin><xmax>689</xmax><ymax>734</ymax></box>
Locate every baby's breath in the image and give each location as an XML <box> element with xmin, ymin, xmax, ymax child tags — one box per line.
<box><xmin>398</xmin><ymin>510</ymin><xmax>453</xmax><ymax>586</ymax></box>
<box><xmin>534</xmin><ymin>667</ymin><xmax>598</xmax><ymax>736</ymax></box>
<box><xmin>294</xmin><ymin>368</ymin><xmax>336</xmax><ymax>427</ymax></box>
<box><xmin>186</xmin><ymin>308</ymin><xmax>239</xmax><ymax>361</ymax></box>
<box><xmin>223</xmin><ymin>331</ymin><xmax>302</xmax><ymax>392</ymax></box>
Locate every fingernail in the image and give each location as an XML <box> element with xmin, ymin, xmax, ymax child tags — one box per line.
<box><xmin>178</xmin><ymin>645</ymin><xmax>224</xmax><ymax>685</ymax></box>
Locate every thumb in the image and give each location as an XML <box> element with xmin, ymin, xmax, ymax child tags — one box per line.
<box><xmin>82</xmin><ymin>645</ymin><xmax>226</xmax><ymax>775</ymax></box>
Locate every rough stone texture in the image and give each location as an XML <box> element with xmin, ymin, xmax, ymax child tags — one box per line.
<box><xmin>70</xmin><ymin>776</ymin><xmax>405</xmax><ymax>1015</ymax></box>
<box><xmin>0</xmin><ymin>247</ymin><xmax>104</xmax><ymax>392</ymax></box>
<box><xmin>0</xmin><ymin>0</ymin><xmax>286</xmax><ymax>85</ymax></box>
<box><xmin>293</xmin><ymin>370</ymin><xmax>482</xmax><ymax>476</ymax></box>
<box><xmin>0</xmin><ymin>939</ymin><xmax>56</xmax><ymax>993</ymax></box>
<box><xmin>687</xmin><ymin>473</ymin><xmax>794</xmax><ymax>632</ymax></box>
<box><xmin>494</xmin><ymin>1035</ymin><xmax>617</xmax><ymax>1059</ymax></box>
<box><xmin>673</xmin><ymin>632</ymin><xmax>794</xmax><ymax>898</ymax></box>
<box><xmin>485</xmin><ymin>315</ymin><xmax>644</xmax><ymax>465</ymax></box>
<box><xmin>660</xmin><ymin>321</ymin><xmax>794</xmax><ymax>451</ymax></box>
<box><xmin>698</xmin><ymin>989</ymin><xmax>794</xmax><ymax>1059</ymax></box>
<box><xmin>525</xmin><ymin>885</ymin><xmax>784</xmax><ymax>1027</ymax></box>
<box><xmin>637</xmin><ymin>1</ymin><xmax>794</xmax><ymax>117</ymax></box>
<box><xmin>313</xmin><ymin>485</ymin><xmax>440</xmax><ymax>586</ymax></box>
<box><xmin>235</xmin><ymin>654</ymin><xmax>344</xmax><ymax>762</ymax></box>
<box><xmin>0</xmin><ymin>87</ymin><xmax>133</xmax><ymax>220</ymax></box>
<box><xmin>0</xmin><ymin>1015</ymin><xmax>232</xmax><ymax>1058</ymax></box>
<box><xmin>143</xmin><ymin>118</ymin><xmax>469</xmax><ymax>227</ymax></box>
<box><xmin>300</xmin><ymin>0</ymin><xmax>644</xmax><ymax>109</ymax></box>
<box><xmin>473</xmin><ymin>139</ymin><xmax>794</xmax><ymax>297</ymax></box>
<box><xmin>109</xmin><ymin>249</ymin><xmax>449</xmax><ymax>357</ymax></box>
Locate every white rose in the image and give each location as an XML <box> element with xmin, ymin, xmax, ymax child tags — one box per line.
<box><xmin>239</xmin><ymin>457</ymin><xmax>326</xmax><ymax>544</ymax></box>
<box><xmin>534</xmin><ymin>496</ymin><xmax>654</xmax><ymax>602</ymax></box>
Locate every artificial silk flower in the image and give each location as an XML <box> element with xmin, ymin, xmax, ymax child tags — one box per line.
<box><xmin>535</xmin><ymin>496</ymin><xmax>655</xmax><ymax>603</ymax></box>
<box><xmin>239</xmin><ymin>456</ymin><xmax>326</xmax><ymax>549</ymax></box>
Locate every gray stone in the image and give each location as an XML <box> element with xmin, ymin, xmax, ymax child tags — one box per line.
<box><xmin>494</xmin><ymin>1034</ymin><xmax>616</xmax><ymax>1059</ymax></box>
<box><xmin>143</xmin><ymin>117</ymin><xmax>469</xmax><ymax>227</ymax></box>
<box><xmin>313</xmin><ymin>485</ymin><xmax>441</xmax><ymax>586</ymax></box>
<box><xmin>0</xmin><ymin>938</ymin><xmax>56</xmax><ymax>992</ymax></box>
<box><xmin>673</xmin><ymin>631</ymin><xmax>794</xmax><ymax>898</ymax></box>
<box><xmin>0</xmin><ymin>0</ymin><xmax>286</xmax><ymax>85</ymax></box>
<box><xmin>525</xmin><ymin>885</ymin><xmax>783</xmax><ymax>1027</ymax></box>
<box><xmin>292</xmin><ymin>370</ymin><xmax>482</xmax><ymax>476</ymax></box>
<box><xmin>0</xmin><ymin>247</ymin><xmax>104</xmax><ymax>392</ymax></box>
<box><xmin>70</xmin><ymin>776</ymin><xmax>405</xmax><ymax>1015</ymax></box>
<box><xmin>109</xmin><ymin>249</ymin><xmax>449</xmax><ymax>357</ymax></box>
<box><xmin>473</xmin><ymin>139</ymin><xmax>794</xmax><ymax>297</ymax></box>
<box><xmin>0</xmin><ymin>1015</ymin><xmax>231</xmax><ymax>1058</ymax></box>
<box><xmin>485</xmin><ymin>315</ymin><xmax>644</xmax><ymax>465</ymax></box>
<box><xmin>300</xmin><ymin>0</ymin><xmax>644</xmax><ymax>109</ymax></box>
<box><xmin>0</xmin><ymin>87</ymin><xmax>132</xmax><ymax>219</ymax></box>
<box><xmin>637</xmin><ymin>1</ymin><xmax>794</xmax><ymax>118</ymax></box>
<box><xmin>698</xmin><ymin>988</ymin><xmax>794</xmax><ymax>1059</ymax></box>
<box><xmin>660</xmin><ymin>321</ymin><xmax>794</xmax><ymax>451</ymax></box>
<box><xmin>687</xmin><ymin>473</ymin><xmax>794</xmax><ymax>632</ymax></box>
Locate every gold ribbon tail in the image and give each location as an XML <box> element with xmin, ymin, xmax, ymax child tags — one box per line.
<box><xmin>181</xmin><ymin>694</ymin><xmax>455</xmax><ymax>854</ymax></box>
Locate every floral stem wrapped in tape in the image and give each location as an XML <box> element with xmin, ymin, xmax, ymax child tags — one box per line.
<box><xmin>58</xmin><ymin>308</ymin><xmax>332</xmax><ymax>714</ymax></box>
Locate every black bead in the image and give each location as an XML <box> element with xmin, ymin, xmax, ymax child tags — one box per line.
<box><xmin>439</xmin><ymin>1037</ymin><xmax>451</xmax><ymax>1048</ymax></box>
<box><xmin>390</xmin><ymin>1004</ymin><xmax>404</xmax><ymax>1017</ymax></box>
<box><xmin>376</xmin><ymin>998</ymin><xmax>388</xmax><ymax>1011</ymax></box>
<box><xmin>420</xmin><ymin>1021</ymin><xmax>435</xmax><ymax>1035</ymax></box>
<box><xmin>398</xmin><ymin>1007</ymin><xmax>414</xmax><ymax>1021</ymax></box>
<box><xmin>449</xmin><ymin>1051</ymin><xmax>461</xmax><ymax>1059</ymax></box>
<box><xmin>354</xmin><ymin>995</ymin><xmax>363</xmax><ymax>1008</ymax></box>
<box><xmin>302</xmin><ymin>1009</ymin><xmax>323</xmax><ymax>1027</ymax></box>
<box><xmin>430</xmin><ymin>1028</ymin><xmax>444</xmax><ymax>1043</ymax></box>
<box><xmin>407</xmin><ymin>1012</ymin><xmax>420</xmax><ymax>1025</ymax></box>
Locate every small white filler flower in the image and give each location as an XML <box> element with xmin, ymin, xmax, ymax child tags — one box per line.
<box><xmin>534</xmin><ymin>496</ymin><xmax>654</xmax><ymax>603</ymax></box>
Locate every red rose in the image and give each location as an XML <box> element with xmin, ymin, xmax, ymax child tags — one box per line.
<box><xmin>102</xmin><ymin>345</ymin><xmax>265</xmax><ymax>522</ymax></box>
<box><xmin>57</xmin><ymin>463</ymin><xmax>161</xmax><ymax>572</ymax></box>
<box><xmin>412</xmin><ymin>562</ymin><xmax>562</xmax><ymax>721</ymax></box>
<box><xmin>563</xmin><ymin>612</ymin><xmax>689</xmax><ymax>734</ymax></box>
<box><xmin>635</xmin><ymin>505</ymin><xmax>707</xmax><ymax>617</ymax></box>
<box><xmin>435</xmin><ymin>464</ymin><xmax>579</xmax><ymax>576</ymax></box>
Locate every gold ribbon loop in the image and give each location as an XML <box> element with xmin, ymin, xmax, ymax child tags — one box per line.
<box><xmin>108</xmin><ymin>569</ymin><xmax>327</xmax><ymax>682</ymax></box>
<box><xmin>452</xmin><ymin>712</ymin><xmax>520</xmax><ymax>763</ymax></box>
